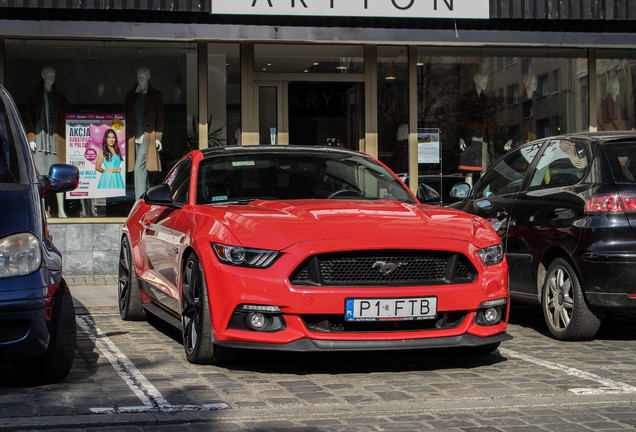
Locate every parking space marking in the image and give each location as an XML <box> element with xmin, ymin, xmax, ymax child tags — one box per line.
<box><xmin>500</xmin><ymin>347</ymin><xmax>636</xmax><ymax>394</ymax></box>
<box><xmin>76</xmin><ymin>316</ymin><xmax>229</xmax><ymax>414</ymax></box>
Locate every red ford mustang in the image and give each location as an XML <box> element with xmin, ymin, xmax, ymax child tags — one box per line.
<box><xmin>119</xmin><ymin>146</ymin><xmax>510</xmax><ymax>364</ymax></box>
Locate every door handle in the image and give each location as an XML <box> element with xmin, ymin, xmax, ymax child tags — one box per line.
<box><xmin>496</xmin><ymin>209</ymin><xmax>509</xmax><ymax>221</ymax></box>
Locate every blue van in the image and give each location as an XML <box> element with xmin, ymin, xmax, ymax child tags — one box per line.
<box><xmin>0</xmin><ymin>84</ymin><xmax>79</xmax><ymax>383</ymax></box>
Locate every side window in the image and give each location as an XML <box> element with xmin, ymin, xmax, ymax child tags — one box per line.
<box><xmin>475</xmin><ymin>143</ymin><xmax>541</xmax><ymax>199</ymax></box>
<box><xmin>0</xmin><ymin>101</ymin><xmax>21</xmax><ymax>184</ymax></box>
<box><xmin>529</xmin><ymin>139</ymin><xmax>587</xmax><ymax>188</ymax></box>
<box><xmin>166</xmin><ymin>158</ymin><xmax>192</xmax><ymax>204</ymax></box>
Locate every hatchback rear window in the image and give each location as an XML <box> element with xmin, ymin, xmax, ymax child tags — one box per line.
<box><xmin>603</xmin><ymin>143</ymin><xmax>636</xmax><ymax>184</ymax></box>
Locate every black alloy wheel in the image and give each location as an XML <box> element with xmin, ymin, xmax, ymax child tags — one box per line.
<box><xmin>541</xmin><ymin>257</ymin><xmax>601</xmax><ymax>341</ymax></box>
<box><xmin>118</xmin><ymin>237</ymin><xmax>146</xmax><ymax>321</ymax></box>
<box><xmin>181</xmin><ymin>253</ymin><xmax>235</xmax><ymax>365</ymax></box>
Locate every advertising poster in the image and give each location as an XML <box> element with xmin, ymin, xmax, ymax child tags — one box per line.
<box><xmin>65</xmin><ymin>114</ymin><xmax>126</xmax><ymax>199</ymax></box>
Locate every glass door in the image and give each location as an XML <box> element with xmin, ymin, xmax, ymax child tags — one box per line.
<box><xmin>255</xmin><ymin>81</ymin><xmax>288</xmax><ymax>145</ymax></box>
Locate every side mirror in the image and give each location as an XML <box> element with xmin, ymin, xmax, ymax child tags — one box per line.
<box><xmin>416</xmin><ymin>183</ymin><xmax>441</xmax><ymax>203</ymax></box>
<box><xmin>450</xmin><ymin>182</ymin><xmax>471</xmax><ymax>200</ymax></box>
<box><xmin>40</xmin><ymin>164</ymin><xmax>79</xmax><ymax>197</ymax></box>
<box><xmin>144</xmin><ymin>183</ymin><xmax>180</xmax><ymax>207</ymax></box>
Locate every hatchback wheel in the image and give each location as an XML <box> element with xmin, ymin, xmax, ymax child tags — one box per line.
<box><xmin>118</xmin><ymin>237</ymin><xmax>146</xmax><ymax>321</ymax></box>
<box><xmin>541</xmin><ymin>258</ymin><xmax>601</xmax><ymax>341</ymax></box>
<box><xmin>181</xmin><ymin>253</ymin><xmax>234</xmax><ymax>365</ymax></box>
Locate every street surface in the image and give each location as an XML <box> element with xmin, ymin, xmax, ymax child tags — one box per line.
<box><xmin>1</xmin><ymin>275</ymin><xmax>636</xmax><ymax>431</ymax></box>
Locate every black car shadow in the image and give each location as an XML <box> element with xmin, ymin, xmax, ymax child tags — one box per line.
<box><xmin>508</xmin><ymin>302</ymin><xmax>636</xmax><ymax>341</ymax></box>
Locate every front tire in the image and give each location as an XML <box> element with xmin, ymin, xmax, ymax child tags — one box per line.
<box><xmin>541</xmin><ymin>258</ymin><xmax>601</xmax><ymax>341</ymax></box>
<box><xmin>118</xmin><ymin>237</ymin><xmax>146</xmax><ymax>321</ymax></box>
<box><xmin>13</xmin><ymin>281</ymin><xmax>76</xmax><ymax>384</ymax></box>
<box><xmin>181</xmin><ymin>253</ymin><xmax>234</xmax><ymax>365</ymax></box>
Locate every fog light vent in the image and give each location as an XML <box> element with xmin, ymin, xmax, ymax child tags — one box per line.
<box><xmin>228</xmin><ymin>304</ymin><xmax>286</xmax><ymax>332</ymax></box>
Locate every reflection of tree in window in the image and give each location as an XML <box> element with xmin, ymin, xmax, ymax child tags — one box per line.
<box><xmin>477</xmin><ymin>147</ymin><xmax>537</xmax><ymax>198</ymax></box>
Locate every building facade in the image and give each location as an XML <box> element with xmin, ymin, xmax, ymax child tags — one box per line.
<box><xmin>1</xmin><ymin>0</ymin><xmax>635</xmax><ymax>274</ymax></box>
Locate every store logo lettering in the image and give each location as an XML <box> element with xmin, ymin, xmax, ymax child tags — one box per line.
<box><xmin>250</xmin><ymin>0</ymin><xmax>454</xmax><ymax>11</ymax></box>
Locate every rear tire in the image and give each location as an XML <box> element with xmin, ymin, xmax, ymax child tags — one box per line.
<box><xmin>13</xmin><ymin>281</ymin><xmax>76</xmax><ymax>384</ymax></box>
<box><xmin>181</xmin><ymin>253</ymin><xmax>235</xmax><ymax>365</ymax></box>
<box><xmin>118</xmin><ymin>237</ymin><xmax>146</xmax><ymax>321</ymax></box>
<box><xmin>541</xmin><ymin>258</ymin><xmax>601</xmax><ymax>341</ymax></box>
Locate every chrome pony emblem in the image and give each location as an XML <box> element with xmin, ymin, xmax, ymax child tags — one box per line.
<box><xmin>373</xmin><ymin>261</ymin><xmax>407</xmax><ymax>275</ymax></box>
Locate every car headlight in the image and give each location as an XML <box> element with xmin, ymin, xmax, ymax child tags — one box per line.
<box><xmin>212</xmin><ymin>243</ymin><xmax>281</xmax><ymax>268</ymax></box>
<box><xmin>476</xmin><ymin>243</ymin><xmax>504</xmax><ymax>266</ymax></box>
<box><xmin>0</xmin><ymin>233</ymin><xmax>42</xmax><ymax>278</ymax></box>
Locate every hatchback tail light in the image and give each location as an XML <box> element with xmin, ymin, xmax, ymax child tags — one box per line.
<box><xmin>585</xmin><ymin>194</ymin><xmax>636</xmax><ymax>213</ymax></box>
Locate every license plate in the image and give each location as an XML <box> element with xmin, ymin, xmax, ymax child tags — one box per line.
<box><xmin>345</xmin><ymin>297</ymin><xmax>437</xmax><ymax>322</ymax></box>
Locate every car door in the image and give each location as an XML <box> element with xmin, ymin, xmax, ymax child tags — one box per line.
<box><xmin>141</xmin><ymin>158</ymin><xmax>192</xmax><ymax>313</ymax></box>
<box><xmin>505</xmin><ymin>139</ymin><xmax>587</xmax><ymax>301</ymax></box>
<box><xmin>455</xmin><ymin>142</ymin><xmax>542</xmax><ymax>244</ymax></box>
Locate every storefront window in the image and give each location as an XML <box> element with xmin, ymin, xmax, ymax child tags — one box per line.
<box><xmin>595</xmin><ymin>52</ymin><xmax>636</xmax><ymax>131</ymax></box>
<box><xmin>416</xmin><ymin>48</ymin><xmax>588</xmax><ymax>185</ymax></box>
<box><xmin>3</xmin><ymin>39</ymin><xmax>197</xmax><ymax>218</ymax></box>
<box><xmin>254</xmin><ymin>44</ymin><xmax>364</xmax><ymax>74</ymax></box>
<box><xmin>208</xmin><ymin>44</ymin><xmax>241</xmax><ymax>146</ymax></box>
<box><xmin>377</xmin><ymin>46</ymin><xmax>409</xmax><ymax>175</ymax></box>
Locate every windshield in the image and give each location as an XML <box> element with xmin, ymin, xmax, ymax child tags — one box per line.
<box><xmin>196</xmin><ymin>150</ymin><xmax>417</xmax><ymax>205</ymax></box>
<box><xmin>0</xmin><ymin>92</ymin><xmax>26</xmax><ymax>186</ymax></box>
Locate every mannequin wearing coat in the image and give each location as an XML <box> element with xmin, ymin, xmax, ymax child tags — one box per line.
<box><xmin>124</xmin><ymin>67</ymin><xmax>164</xmax><ymax>199</ymax></box>
<box><xmin>597</xmin><ymin>78</ymin><xmax>625</xmax><ymax>131</ymax></box>
<box><xmin>24</xmin><ymin>66</ymin><xmax>69</xmax><ymax>217</ymax></box>
<box><xmin>457</xmin><ymin>72</ymin><xmax>491</xmax><ymax>186</ymax></box>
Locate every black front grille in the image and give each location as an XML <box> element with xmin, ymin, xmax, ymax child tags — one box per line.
<box><xmin>302</xmin><ymin>312</ymin><xmax>466</xmax><ymax>333</ymax></box>
<box><xmin>289</xmin><ymin>250</ymin><xmax>476</xmax><ymax>287</ymax></box>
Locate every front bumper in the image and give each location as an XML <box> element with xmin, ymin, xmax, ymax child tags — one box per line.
<box><xmin>215</xmin><ymin>331</ymin><xmax>512</xmax><ymax>352</ymax></box>
<box><xmin>0</xmin><ymin>271</ymin><xmax>61</xmax><ymax>361</ymax></box>
<box><xmin>197</xmin><ymin>239</ymin><xmax>510</xmax><ymax>350</ymax></box>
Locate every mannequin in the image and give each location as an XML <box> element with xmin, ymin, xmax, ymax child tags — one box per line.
<box><xmin>24</xmin><ymin>66</ymin><xmax>69</xmax><ymax>217</ymax></box>
<box><xmin>457</xmin><ymin>72</ymin><xmax>491</xmax><ymax>186</ymax></box>
<box><xmin>522</xmin><ymin>74</ymin><xmax>538</xmax><ymax>99</ymax></box>
<box><xmin>125</xmin><ymin>66</ymin><xmax>164</xmax><ymax>199</ymax></box>
<box><xmin>517</xmin><ymin>74</ymin><xmax>539</xmax><ymax>148</ymax></box>
<box><xmin>597</xmin><ymin>78</ymin><xmax>624</xmax><ymax>131</ymax></box>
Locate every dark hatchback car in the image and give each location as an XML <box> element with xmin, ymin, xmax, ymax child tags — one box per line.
<box><xmin>0</xmin><ymin>85</ymin><xmax>79</xmax><ymax>383</ymax></box>
<box><xmin>451</xmin><ymin>132</ymin><xmax>636</xmax><ymax>341</ymax></box>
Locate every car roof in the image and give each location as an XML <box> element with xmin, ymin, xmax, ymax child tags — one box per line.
<box><xmin>199</xmin><ymin>145</ymin><xmax>366</xmax><ymax>158</ymax></box>
<box><xmin>529</xmin><ymin>131</ymin><xmax>636</xmax><ymax>147</ymax></box>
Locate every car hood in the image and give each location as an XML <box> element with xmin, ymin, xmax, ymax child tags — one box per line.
<box><xmin>194</xmin><ymin>199</ymin><xmax>498</xmax><ymax>251</ymax></box>
<box><xmin>0</xmin><ymin>188</ymin><xmax>31</xmax><ymax>238</ymax></box>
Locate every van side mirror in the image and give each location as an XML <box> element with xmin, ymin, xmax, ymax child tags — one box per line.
<box><xmin>39</xmin><ymin>164</ymin><xmax>79</xmax><ymax>197</ymax></box>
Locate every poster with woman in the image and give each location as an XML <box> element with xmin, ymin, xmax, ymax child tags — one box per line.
<box><xmin>66</xmin><ymin>114</ymin><xmax>126</xmax><ymax>199</ymax></box>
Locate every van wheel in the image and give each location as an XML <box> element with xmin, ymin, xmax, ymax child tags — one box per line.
<box><xmin>13</xmin><ymin>281</ymin><xmax>76</xmax><ymax>384</ymax></box>
<box><xmin>541</xmin><ymin>258</ymin><xmax>601</xmax><ymax>341</ymax></box>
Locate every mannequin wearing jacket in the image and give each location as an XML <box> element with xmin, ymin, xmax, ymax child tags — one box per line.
<box><xmin>597</xmin><ymin>78</ymin><xmax>625</xmax><ymax>131</ymax></box>
<box><xmin>124</xmin><ymin>67</ymin><xmax>164</xmax><ymax>199</ymax></box>
<box><xmin>24</xmin><ymin>66</ymin><xmax>69</xmax><ymax>217</ymax></box>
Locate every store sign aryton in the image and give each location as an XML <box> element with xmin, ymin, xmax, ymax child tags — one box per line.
<box><xmin>211</xmin><ymin>0</ymin><xmax>490</xmax><ymax>19</ymax></box>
